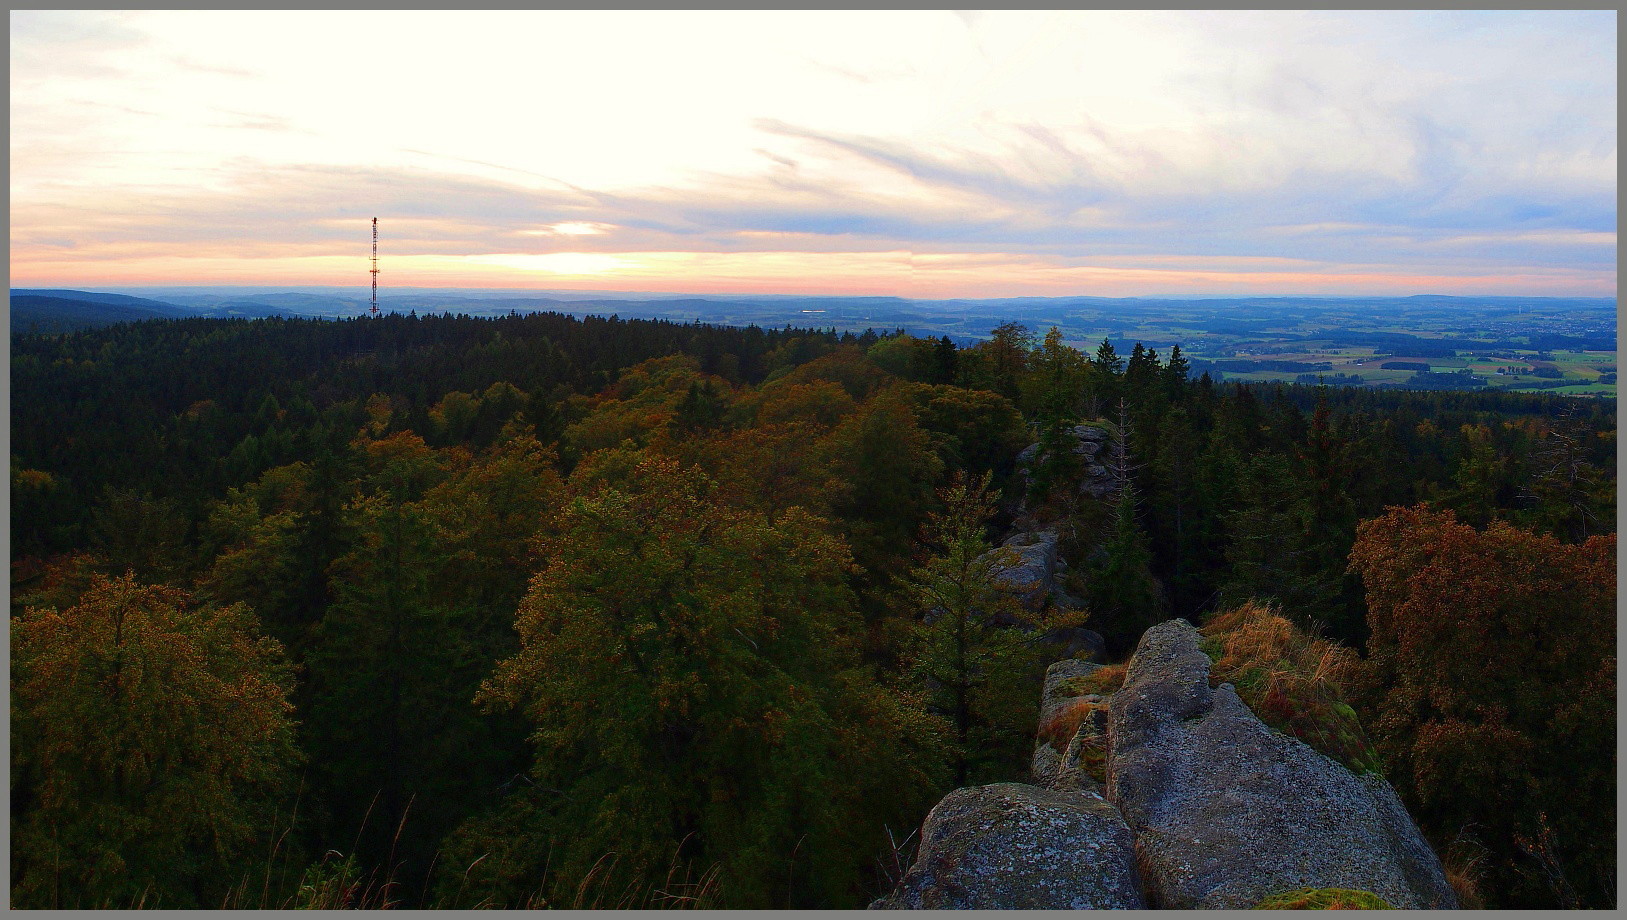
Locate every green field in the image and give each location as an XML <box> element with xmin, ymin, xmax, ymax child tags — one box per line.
<box><xmin>886</xmin><ymin>297</ymin><xmax>1618</xmax><ymax>398</ymax></box>
<box><xmin>1211</xmin><ymin>346</ymin><xmax>1616</xmax><ymax>396</ymax></box>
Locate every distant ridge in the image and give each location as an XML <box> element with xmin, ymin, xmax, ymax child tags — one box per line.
<box><xmin>8</xmin><ymin>288</ymin><xmax>350</xmax><ymax>333</ymax></box>
<box><xmin>10</xmin><ymin>290</ymin><xmax>191</xmax><ymax>334</ymax></box>
<box><xmin>13</xmin><ymin>288</ymin><xmax>190</xmax><ymax>311</ymax></box>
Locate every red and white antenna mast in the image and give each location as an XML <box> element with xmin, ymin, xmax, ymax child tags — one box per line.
<box><xmin>369</xmin><ymin>217</ymin><xmax>380</xmax><ymax>317</ymax></box>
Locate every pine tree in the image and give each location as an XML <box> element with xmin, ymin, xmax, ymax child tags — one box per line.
<box><xmin>1290</xmin><ymin>393</ymin><xmax>1362</xmax><ymax>638</ymax></box>
<box><xmin>1162</xmin><ymin>344</ymin><xmax>1192</xmax><ymax>399</ymax></box>
<box><xmin>1087</xmin><ymin>476</ymin><xmax>1163</xmax><ymax>652</ymax></box>
<box><xmin>1147</xmin><ymin>405</ymin><xmax>1209</xmax><ymax>617</ymax></box>
<box><xmin>1020</xmin><ymin>328</ymin><xmax>1089</xmax><ymax>505</ymax></box>
<box><xmin>1124</xmin><ymin>343</ymin><xmax>1161</xmax><ymax>395</ymax></box>
<box><xmin>1092</xmin><ymin>338</ymin><xmax>1123</xmax><ymax>376</ymax></box>
<box><xmin>979</xmin><ymin>321</ymin><xmax>1033</xmax><ymax>400</ymax></box>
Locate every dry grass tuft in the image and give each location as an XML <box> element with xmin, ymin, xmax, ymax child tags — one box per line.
<box><xmin>1200</xmin><ymin>602</ymin><xmax>1381</xmax><ymax>775</ymax></box>
<box><xmin>1442</xmin><ymin>849</ymin><xmax>1486</xmax><ymax>911</ymax></box>
<box><xmin>1131</xmin><ymin>834</ymin><xmax>1162</xmax><ymax>908</ymax></box>
<box><xmin>1254</xmin><ymin>886</ymin><xmax>1396</xmax><ymax>909</ymax></box>
<box><xmin>1038</xmin><ymin>699</ymin><xmax>1108</xmax><ymax>753</ymax></box>
<box><xmin>1070</xmin><ymin>730</ymin><xmax>1110</xmax><ymax>784</ymax></box>
<box><xmin>1052</xmin><ymin>661</ymin><xmax>1128</xmax><ymax>699</ymax></box>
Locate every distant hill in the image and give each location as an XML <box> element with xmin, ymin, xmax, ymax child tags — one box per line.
<box><xmin>10</xmin><ymin>290</ymin><xmax>192</xmax><ymax>334</ymax></box>
<box><xmin>153</xmin><ymin>291</ymin><xmax>366</xmax><ymax>317</ymax></box>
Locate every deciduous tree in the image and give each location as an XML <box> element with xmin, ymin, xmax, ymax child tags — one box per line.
<box><xmin>1348</xmin><ymin>505</ymin><xmax>1615</xmax><ymax>908</ymax></box>
<box><xmin>11</xmin><ymin>574</ymin><xmax>299</xmax><ymax>908</ymax></box>
<box><xmin>466</xmin><ymin>456</ymin><xmax>938</xmax><ymax>908</ymax></box>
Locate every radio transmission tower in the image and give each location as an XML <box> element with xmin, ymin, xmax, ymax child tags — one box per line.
<box><xmin>369</xmin><ymin>217</ymin><xmax>380</xmax><ymax>317</ymax></box>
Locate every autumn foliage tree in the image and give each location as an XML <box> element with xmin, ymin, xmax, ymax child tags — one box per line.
<box><xmin>1348</xmin><ymin>505</ymin><xmax>1616</xmax><ymax>908</ymax></box>
<box><xmin>10</xmin><ymin>574</ymin><xmax>300</xmax><ymax>908</ymax></box>
<box><xmin>458</xmin><ymin>454</ymin><xmax>940</xmax><ymax>908</ymax></box>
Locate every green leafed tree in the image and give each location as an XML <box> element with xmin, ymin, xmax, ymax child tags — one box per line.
<box><xmin>300</xmin><ymin>429</ymin><xmax>552</xmax><ymax>888</ymax></box>
<box><xmin>88</xmin><ymin>486</ymin><xmax>191</xmax><ymax>584</ymax></box>
<box><xmin>974</xmin><ymin>321</ymin><xmax>1033</xmax><ymax>400</ymax></box>
<box><xmin>821</xmin><ymin>388</ymin><xmax>945</xmax><ymax>589</ymax></box>
<box><xmin>1020</xmin><ymin>326</ymin><xmax>1088</xmax><ymax>430</ymax></box>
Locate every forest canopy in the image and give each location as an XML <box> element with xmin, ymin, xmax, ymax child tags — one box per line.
<box><xmin>10</xmin><ymin>312</ymin><xmax>1616</xmax><ymax>909</ymax></box>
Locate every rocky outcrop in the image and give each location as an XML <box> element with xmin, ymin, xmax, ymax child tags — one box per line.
<box><xmin>877</xmin><ymin>620</ymin><xmax>1457</xmax><ymax>910</ymax></box>
<box><xmin>1037</xmin><ymin>659</ymin><xmax>1101</xmax><ymax>730</ymax></box>
<box><xmin>984</xmin><ymin>422</ymin><xmax>1119</xmax><ymax>633</ymax></box>
<box><xmin>982</xmin><ymin>530</ymin><xmax>1105</xmax><ymax>660</ymax></box>
<box><xmin>1107</xmin><ymin>620</ymin><xmax>1458</xmax><ymax>910</ymax></box>
<box><xmin>875</xmin><ymin>659</ymin><xmax>1142</xmax><ymax>910</ymax></box>
<box><xmin>878</xmin><ymin>428</ymin><xmax>1455</xmax><ymax>910</ymax></box>
<box><xmin>1015</xmin><ymin>424</ymin><xmax>1121</xmax><ymax>500</ymax></box>
<box><xmin>1039</xmin><ymin>624</ymin><xmax>1107</xmax><ymax>663</ymax></box>
<box><xmin>870</xmin><ymin>783</ymin><xmax>1145</xmax><ymax>910</ymax></box>
<box><xmin>990</xmin><ymin>527</ymin><xmax>1066</xmax><ymax>610</ymax></box>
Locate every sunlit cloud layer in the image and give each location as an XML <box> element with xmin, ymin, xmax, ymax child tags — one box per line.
<box><xmin>9</xmin><ymin>10</ymin><xmax>1617</xmax><ymax>296</ymax></box>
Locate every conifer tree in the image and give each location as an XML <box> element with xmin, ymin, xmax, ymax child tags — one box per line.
<box><xmin>1086</xmin><ymin>469</ymin><xmax>1164</xmax><ymax>652</ymax></box>
<box><xmin>1092</xmin><ymin>338</ymin><xmax>1123</xmax><ymax>376</ymax></box>
<box><xmin>1146</xmin><ymin>405</ymin><xmax>1210</xmax><ymax>616</ymax></box>
<box><xmin>904</xmin><ymin>472</ymin><xmax>1049</xmax><ymax>785</ymax></box>
<box><xmin>1162</xmin><ymin>344</ymin><xmax>1192</xmax><ymax>399</ymax></box>
<box><xmin>1124</xmin><ymin>342</ymin><xmax>1161</xmax><ymax>395</ymax></box>
<box><xmin>978</xmin><ymin>321</ymin><xmax>1033</xmax><ymax>400</ymax></box>
<box><xmin>1020</xmin><ymin>328</ymin><xmax>1089</xmax><ymax>504</ymax></box>
<box><xmin>822</xmin><ymin>388</ymin><xmax>945</xmax><ymax>586</ymax></box>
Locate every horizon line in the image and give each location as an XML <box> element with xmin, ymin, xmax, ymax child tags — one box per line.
<box><xmin>10</xmin><ymin>283</ymin><xmax>1617</xmax><ymax>303</ymax></box>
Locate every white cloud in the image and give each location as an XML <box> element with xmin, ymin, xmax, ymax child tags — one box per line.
<box><xmin>8</xmin><ymin>10</ymin><xmax>1616</xmax><ymax>295</ymax></box>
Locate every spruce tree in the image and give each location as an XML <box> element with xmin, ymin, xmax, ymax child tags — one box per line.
<box><xmin>904</xmin><ymin>472</ymin><xmax>1049</xmax><ymax>785</ymax></box>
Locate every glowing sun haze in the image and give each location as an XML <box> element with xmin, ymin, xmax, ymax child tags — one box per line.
<box><xmin>9</xmin><ymin>10</ymin><xmax>1617</xmax><ymax>297</ymax></box>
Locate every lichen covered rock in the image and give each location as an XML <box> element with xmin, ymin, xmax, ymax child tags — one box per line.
<box><xmin>1039</xmin><ymin>624</ymin><xmax>1107</xmax><ymax>662</ymax></box>
<box><xmin>1107</xmin><ymin>619</ymin><xmax>1457</xmax><ymax>910</ymax></box>
<box><xmin>992</xmin><ymin>527</ymin><xmax>1063</xmax><ymax>610</ymax></box>
<box><xmin>870</xmin><ymin>783</ymin><xmax>1145</xmax><ymax>910</ymax></box>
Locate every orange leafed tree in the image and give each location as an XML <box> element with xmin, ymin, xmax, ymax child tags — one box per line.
<box><xmin>1348</xmin><ymin>505</ymin><xmax>1615</xmax><ymax>908</ymax></box>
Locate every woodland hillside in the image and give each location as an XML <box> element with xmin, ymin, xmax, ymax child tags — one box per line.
<box><xmin>10</xmin><ymin>312</ymin><xmax>1616</xmax><ymax>909</ymax></box>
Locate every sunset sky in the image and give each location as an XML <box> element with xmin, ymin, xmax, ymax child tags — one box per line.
<box><xmin>9</xmin><ymin>10</ymin><xmax>1617</xmax><ymax>298</ymax></box>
